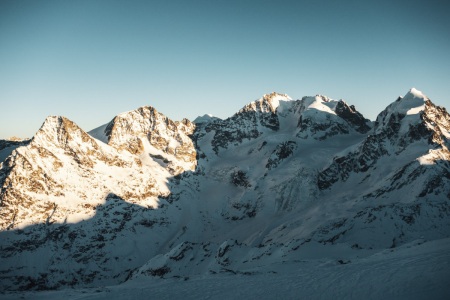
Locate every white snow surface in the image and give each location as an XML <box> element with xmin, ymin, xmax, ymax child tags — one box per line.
<box><xmin>1</xmin><ymin>237</ymin><xmax>449</xmax><ymax>299</ymax></box>
<box><xmin>302</xmin><ymin>95</ymin><xmax>338</xmax><ymax>115</ymax></box>
<box><xmin>402</xmin><ymin>88</ymin><xmax>427</xmax><ymax>115</ymax></box>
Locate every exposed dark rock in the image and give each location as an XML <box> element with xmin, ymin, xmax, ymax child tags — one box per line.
<box><xmin>266</xmin><ymin>141</ymin><xmax>296</xmax><ymax>169</ymax></box>
<box><xmin>335</xmin><ymin>101</ymin><xmax>371</xmax><ymax>133</ymax></box>
<box><xmin>231</xmin><ymin>170</ymin><xmax>251</xmax><ymax>188</ymax></box>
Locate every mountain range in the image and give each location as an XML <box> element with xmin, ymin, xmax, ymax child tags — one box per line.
<box><xmin>0</xmin><ymin>88</ymin><xmax>449</xmax><ymax>298</ymax></box>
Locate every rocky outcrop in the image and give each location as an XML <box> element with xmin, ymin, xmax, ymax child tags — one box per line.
<box><xmin>334</xmin><ymin>100</ymin><xmax>371</xmax><ymax>133</ymax></box>
<box><xmin>94</xmin><ymin>106</ymin><xmax>197</xmax><ymax>175</ymax></box>
<box><xmin>202</xmin><ymin>93</ymin><xmax>289</xmax><ymax>154</ymax></box>
<box><xmin>266</xmin><ymin>141</ymin><xmax>297</xmax><ymax>170</ymax></box>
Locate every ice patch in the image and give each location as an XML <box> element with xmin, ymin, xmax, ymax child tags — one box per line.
<box><xmin>407</xmin><ymin>104</ymin><xmax>425</xmax><ymax>115</ymax></box>
<box><xmin>417</xmin><ymin>155</ymin><xmax>435</xmax><ymax>165</ymax></box>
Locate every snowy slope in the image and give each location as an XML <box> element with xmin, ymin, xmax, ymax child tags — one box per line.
<box><xmin>2</xmin><ymin>237</ymin><xmax>449</xmax><ymax>300</ymax></box>
<box><xmin>0</xmin><ymin>89</ymin><xmax>449</xmax><ymax>296</ymax></box>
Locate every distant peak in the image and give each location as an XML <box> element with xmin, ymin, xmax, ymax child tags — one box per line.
<box><xmin>315</xmin><ymin>94</ymin><xmax>331</xmax><ymax>102</ymax></box>
<box><xmin>262</xmin><ymin>92</ymin><xmax>292</xmax><ymax>102</ymax></box>
<box><xmin>194</xmin><ymin>114</ymin><xmax>220</xmax><ymax>124</ymax></box>
<box><xmin>116</xmin><ymin>105</ymin><xmax>159</xmax><ymax>119</ymax></box>
<box><xmin>202</xmin><ymin>114</ymin><xmax>214</xmax><ymax>118</ymax></box>
<box><xmin>6</xmin><ymin>136</ymin><xmax>28</xmax><ymax>142</ymax></box>
<box><xmin>405</xmin><ymin>87</ymin><xmax>427</xmax><ymax>100</ymax></box>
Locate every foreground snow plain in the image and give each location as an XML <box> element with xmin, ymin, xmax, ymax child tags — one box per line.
<box><xmin>2</xmin><ymin>237</ymin><xmax>449</xmax><ymax>300</ymax></box>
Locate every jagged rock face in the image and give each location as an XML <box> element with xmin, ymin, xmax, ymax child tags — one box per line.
<box><xmin>203</xmin><ymin>113</ymin><xmax>261</xmax><ymax>155</ymax></box>
<box><xmin>334</xmin><ymin>101</ymin><xmax>371</xmax><ymax>133</ymax></box>
<box><xmin>266</xmin><ymin>141</ymin><xmax>297</xmax><ymax>170</ymax></box>
<box><xmin>101</xmin><ymin>106</ymin><xmax>197</xmax><ymax>175</ymax></box>
<box><xmin>202</xmin><ymin>93</ymin><xmax>288</xmax><ymax>154</ymax></box>
<box><xmin>370</xmin><ymin>88</ymin><xmax>449</xmax><ymax>149</ymax></box>
<box><xmin>238</xmin><ymin>92</ymin><xmax>286</xmax><ymax>130</ymax></box>
<box><xmin>293</xmin><ymin>95</ymin><xmax>372</xmax><ymax>140</ymax></box>
<box><xmin>318</xmin><ymin>89</ymin><xmax>450</xmax><ymax>199</ymax></box>
<box><xmin>423</xmin><ymin>100</ymin><xmax>450</xmax><ymax>146</ymax></box>
<box><xmin>0</xmin><ymin>116</ymin><xmax>168</xmax><ymax>230</ymax></box>
<box><xmin>317</xmin><ymin>133</ymin><xmax>389</xmax><ymax>190</ymax></box>
<box><xmin>1</xmin><ymin>89</ymin><xmax>450</xmax><ymax>292</ymax></box>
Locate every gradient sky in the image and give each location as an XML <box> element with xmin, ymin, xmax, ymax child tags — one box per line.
<box><xmin>1</xmin><ymin>0</ymin><xmax>450</xmax><ymax>139</ymax></box>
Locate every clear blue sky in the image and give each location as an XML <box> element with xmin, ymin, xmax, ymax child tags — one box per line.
<box><xmin>1</xmin><ymin>0</ymin><xmax>449</xmax><ymax>139</ymax></box>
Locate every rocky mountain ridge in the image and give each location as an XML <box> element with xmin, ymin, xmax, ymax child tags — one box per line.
<box><xmin>90</xmin><ymin>106</ymin><xmax>197</xmax><ymax>175</ymax></box>
<box><xmin>0</xmin><ymin>88</ymin><xmax>449</xmax><ymax>291</ymax></box>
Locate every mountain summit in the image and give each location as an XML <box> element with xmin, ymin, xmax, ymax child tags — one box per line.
<box><xmin>0</xmin><ymin>89</ymin><xmax>449</xmax><ymax>293</ymax></box>
<box><xmin>90</xmin><ymin>105</ymin><xmax>197</xmax><ymax>175</ymax></box>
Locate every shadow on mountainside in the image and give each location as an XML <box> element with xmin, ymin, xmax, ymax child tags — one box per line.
<box><xmin>0</xmin><ymin>192</ymin><xmax>182</xmax><ymax>291</ymax></box>
<box><xmin>0</xmin><ymin>139</ymin><xmax>30</xmax><ymax>162</ymax></box>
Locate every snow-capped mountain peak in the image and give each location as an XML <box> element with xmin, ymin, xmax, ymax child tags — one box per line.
<box><xmin>261</xmin><ymin>91</ymin><xmax>292</xmax><ymax>110</ymax></box>
<box><xmin>239</xmin><ymin>92</ymin><xmax>292</xmax><ymax>114</ymax></box>
<box><xmin>407</xmin><ymin>87</ymin><xmax>426</xmax><ymax>98</ymax></box>
<box><xmin>373</xmin><ymin>88</ymin><xmax>430</xmax><ymax>135</ymax></box>
<box><xmin>300</xmin><ymin>95</ymin><xmax>337</xmax><ymax>115</ymax></box>
<box><xmin>396</xmin><ymin>87</ymin><xmax>428</xmax><ymax>115</ymax></box>
<box><xmin>293</xmin><ymin>94</ymin><xmax>372</xmax><ymax>139</ymax></box>
<box><xmin>368</xmin><ymin>88</ymin><xmax>449</xmax><ymax>150</ymax></box>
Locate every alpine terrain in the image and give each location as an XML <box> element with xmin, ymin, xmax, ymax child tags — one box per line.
<box><xmin>1</xmin><ymin>88</ymin><xmax>449</xmax><ymax>299</ymax></box>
